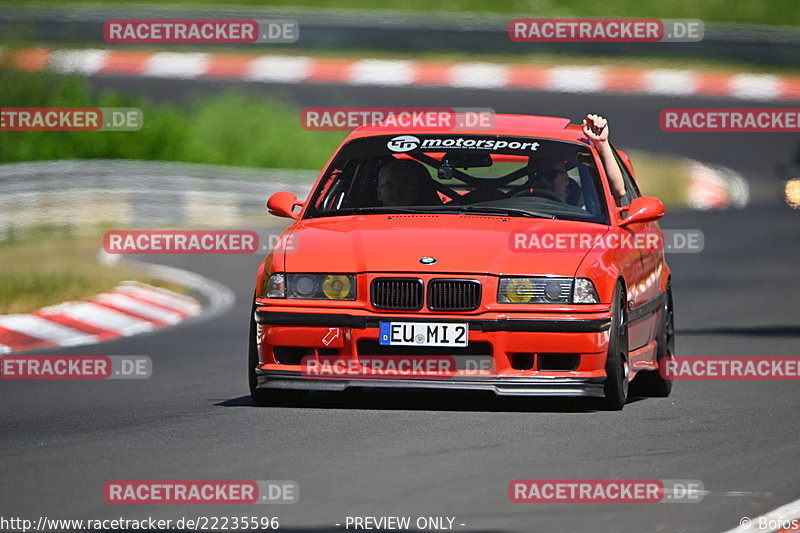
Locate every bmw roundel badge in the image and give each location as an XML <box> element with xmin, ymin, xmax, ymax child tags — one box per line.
<box><xmin>419</xmin><ymin>257</ymin><xmax>437</xmax><ymax>265</ymax></box>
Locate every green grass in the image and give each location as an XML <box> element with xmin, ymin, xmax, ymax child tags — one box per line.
<box><xmin>626</xmin><ymin>151</ymin><xmax>689</xmax><ymax>207</ymax></box>
<box><xmin>0</xmin><ymin>226</ymin><xmax>189</xmax><ymax>314</ymax></box>
<box><xmin>0</xmin><ymin>69</ymin><xmax>348</xmax><ymax>169</ymax></box>
<box><xmin>2</xmin><ymin>0</ymin><xmax>797</xmax><ymax>27</ymax></box>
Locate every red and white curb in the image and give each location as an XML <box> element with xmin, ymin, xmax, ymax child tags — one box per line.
<box><xmin>3</xmin><ymin>47</ymin><xmax>800</xmax><ymax>102</ymax></box>
<box><xmin>686</xmin><ymin>159</ymin><xmax>750</xmax><ymax>210</ymax></box>
<box><xmin>0</xmin><ymin>282</ymin><xmax>200</xmax><ymax>354</ymax></box>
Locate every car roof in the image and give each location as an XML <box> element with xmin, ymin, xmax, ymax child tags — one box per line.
<box><xmin>347</xmin><ymin>114</ymin><xmax>589</xmax><ymax>144</ymax></box>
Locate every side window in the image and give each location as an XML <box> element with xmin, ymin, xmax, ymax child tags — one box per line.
<box><xmin>321</xmin><ymin>174</ymin><xmax>347</xmax><ymax>211</ymax></box>
<box><xmin>317</xmin><ymin>159</ymin><xmax>380</xmax><ymax>211</ymax></box>
<box><xmin>314</xmin><ymin>160</ymin><xmax>360</xmax><ymax>211</ymax></box>
<box><xmin>611</xmin><ymin>147</ymin><xmax>639</xmax><ymax>208</ymax></box>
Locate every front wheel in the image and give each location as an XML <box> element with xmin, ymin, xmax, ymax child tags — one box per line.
<box><xmin>248</xmin><ymin>306</ymin><xmax>307</xmax><ymax>406</ymax></box>
<box><xmin>247</xmin><ymin>305</ymin><xmax>269</xmax><ymax>405</ymax></box>
<box><xmin>631</xmin><ymin>284</ymin><xmax>675</xmax><ymax>397</ymax></box>
<box><xmin>603</xmin><ymin>284</ymin><xmax>630</xmax><ymax>411</ymax></box>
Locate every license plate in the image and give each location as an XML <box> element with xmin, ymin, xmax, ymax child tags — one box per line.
<box><xmin>379</xmin><ymin>322</ymin><xmax>468</xmax><ymax>347</ymax></box>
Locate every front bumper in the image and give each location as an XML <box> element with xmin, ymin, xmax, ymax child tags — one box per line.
<box><xmin>255</xmin><ymin>310</ymin><xmax>611</xmax><ymax>333</ymax></box>
<box><xmin>253</xmin><ymin>307</ymin><xmax>612</xmax><ymax>398</ymax></box>
<box><xmin>256</xmin><ymin>370</ymin><xmax>605</xmax><ymax>397</ymax></box>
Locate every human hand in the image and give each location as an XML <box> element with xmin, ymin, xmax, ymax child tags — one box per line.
<box><xmin>582</xmin><ymin>114</ymin><xmax>609</xmax><ymax>144</ymax></box>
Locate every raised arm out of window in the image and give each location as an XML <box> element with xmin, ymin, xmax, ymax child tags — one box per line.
<box><xmin>582</xmin><ymin>114</ymin><xmax>626</xmax><ymax>204</ymax></box>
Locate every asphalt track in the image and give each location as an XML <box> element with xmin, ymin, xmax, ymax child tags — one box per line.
<box><xmin>1</xmin><ymin>76</ymin><xmax>799</xmax><ymax>533</ymax></box>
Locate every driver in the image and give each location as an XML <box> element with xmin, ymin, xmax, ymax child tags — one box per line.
<box><xmin>528</xmin><ymin>114</ymin><xmax>627</xmax><ymax>203</ymax></box>
<box><xmin>377</xmin><ymin>160</ymin><xmax>433</xmax><ymax>206</ymax></box>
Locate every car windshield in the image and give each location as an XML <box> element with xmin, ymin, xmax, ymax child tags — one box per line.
<box><xmin>304</xmin><ymin>134</ymin><xmax>609</xmax><ymax>224</ymax></box>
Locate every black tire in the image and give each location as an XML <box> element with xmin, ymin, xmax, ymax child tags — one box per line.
<box><xmin>247</xmin><ymin>306</ymin><xmax>309</xmax><ymax>407</ymax></box>
<box><xmin>248</xmin><ymin>306</ymin><xmax>307</xmax><ymax>407</ymax></box>
<box><xmin>631</xmin><ymin>283</ymin><xmax>675</xmax><ymax>397</ymax></box>
<box><xmin>247</xmin><ymin>305</ymin><xmax>268</xmax><ymax>405</ymax></box>
<box><xmin>603</xmin><ymin>284</ymin><xmax>630</xmax><ymax>411</ymax></box>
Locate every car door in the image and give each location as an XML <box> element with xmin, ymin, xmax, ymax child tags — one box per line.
<box><xmin>610</xmin><ymin>148</ymin><xmax>655</xmax><ymax>353</ymax></box>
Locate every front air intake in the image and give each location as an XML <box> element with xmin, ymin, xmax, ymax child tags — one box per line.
<box><xmin>371</xmin><ymin>278</ymin><xmax>424</xmax><ymax>310</ymax></box>
<box><xmin>427</xmin><ymin>279</ymin><xmax>482</xmax><ymax>311</ymax></box>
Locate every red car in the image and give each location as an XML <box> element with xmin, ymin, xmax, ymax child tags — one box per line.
<box><xmin>249</xmin><ymin>114</ymin><xmax>675</xmax><ymax>410</ymax></box>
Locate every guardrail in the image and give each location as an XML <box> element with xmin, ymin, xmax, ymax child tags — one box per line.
<box><xmin>2</xmin><ymin>3</ymin><xmax>800</xmax><ymax>65</ymax></box>
<box><xmin>0</xmin><ymin>160</ymin><xmax>315</xmax><ymax>234</ymax></box>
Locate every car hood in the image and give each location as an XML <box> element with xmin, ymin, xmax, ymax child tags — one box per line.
<box><xmin>280</xmin><ymin>214</ymin><xmax>609</xmax><ymax>276</ymax></box>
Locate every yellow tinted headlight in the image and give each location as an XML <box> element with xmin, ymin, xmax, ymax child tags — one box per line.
<box><xmin>285</xmin><ymin>274</ymin><xmax>356</xmax><ymax>300</ymax></box>
<box><xmin>502</xmin><ymin>278</ymin><xmax>534</xmax><ymax>303</ymax></box>
<box><xmin>322</xmin><ymin>275</ymin><xmax>353</xmax><ymax>300</ymax></box>
<box><xmin>498</xmin><ymin>277</ymin><xmax>573</xmax><ymax>304</ymax></box>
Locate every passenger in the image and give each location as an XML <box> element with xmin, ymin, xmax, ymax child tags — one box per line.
<box><xmin>528</xmin><ymin>114</ymin><xmax>626</xmax><ymax>203</ymax></box>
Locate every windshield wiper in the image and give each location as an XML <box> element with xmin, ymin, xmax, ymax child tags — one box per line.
<box><xmin>438</xmin><ymin>205</ymin><xmax>557</xmax><ymax>219</ymax></box>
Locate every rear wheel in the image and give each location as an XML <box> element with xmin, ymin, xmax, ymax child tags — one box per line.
<box><xmin>631</xmin><ymin>283</ymin><xmax>675</xmax><ymax>397</ymax></box>
<box><xmin>603</xmin><ymin>284</ymin><xmax>630</xmax><ymax>411</ymax></box>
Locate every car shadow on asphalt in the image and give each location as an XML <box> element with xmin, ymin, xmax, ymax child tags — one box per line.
<box><xmin>217</xmin><ymin>389</ymin><xmax>647</xmax><ymax>413</ymax></box>
<box><xmin>677</xmin><ymin>325</ymin><xmax>800</xmax><ymax>337</ymax></box>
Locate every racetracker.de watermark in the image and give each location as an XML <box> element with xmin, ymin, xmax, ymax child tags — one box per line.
<box><xmin>660</xmin><ymin>109</ymin><xmax>800</xmax><ymax>132</ymax></box>
<box><xmin>301</xmin><ymin>355</ymin><xmax>495</xmax><ymax>379</ymax></box>
<box><xmin>0</xmin><ymin>516</ymin><xmax>280</xmax><ymax>532</ymax></box>
<box><xmin>508</xmin><ymin>18</ymin><xmax>703</xmax><ymax>42</ymax></box>
<box><xmin>301</xmin><ymin>107</ymin><xmax>496</xmax><ymax>131</ymax></box>
<box><xmin>1</xmin><ymin>108</ymin><xmax>142</xmax><ymax>131</ymax></box>
<box><xmin>661</xmin><ymin>356</ymin><xmax>800</xmax><ymax>380</ymax></box>
<box><xmin>510</xmin><ymin>229</ymin><xmax>704</xmax><ymax>254</ymax></box>
<box><xmin>509</xmin><ymin>479</ymin><xmax>705</xmax><ymax>503</ymax></box>
<box><xmin>0</xmin><ymin>356</ymin><xmax>151</xmax><ymax>379</ymax></box>
<box><xmin>104</xmin><ymin>19</ymin><xmax>298</xmax><ymax>43</ymax></box>
<box><xmin>103</xmin><ymin>230</ymin><xmax>297</xmax><ymax>254</ymax></box>
<box><xmin>104</xmin><ymin>480</ymin><xmax>298</xmax><ymax>504</ymax></box>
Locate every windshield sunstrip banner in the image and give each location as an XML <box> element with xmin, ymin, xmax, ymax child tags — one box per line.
<box><xmin>386</xmin><ymin>135</ymin><xmax>541</xmax><ymax>153</ymax></box>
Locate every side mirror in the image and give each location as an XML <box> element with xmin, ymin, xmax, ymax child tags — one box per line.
<box><xmin>619</xmin><ymin>196</ymin><xmax>664</xmax><ymax>227</ymax></box>
<box><xmin>267</xmin><ymin>191</ymin><xmax>303</xmax><ymax>220</ymax></box>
